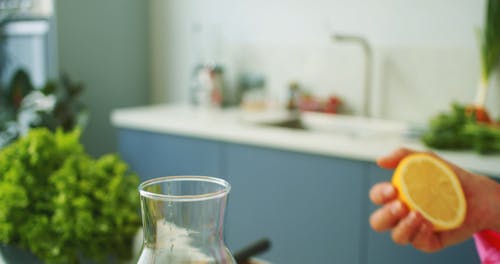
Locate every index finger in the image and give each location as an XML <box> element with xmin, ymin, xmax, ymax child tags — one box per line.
<box><xmin>377</xmin><ymin>148</ymin><xmax>417</xmax><ymax>169</ymax></box>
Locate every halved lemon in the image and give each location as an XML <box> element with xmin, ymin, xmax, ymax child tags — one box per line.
<box><xmin>392</xmin><ymin>153</ymin><xmax>466</xmax><ymax>231</ymax></box>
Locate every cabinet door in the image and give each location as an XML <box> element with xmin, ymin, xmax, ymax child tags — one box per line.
<box><xmin>117</xmin><ymin>129</ymin><xmax>223</xmax><ymax>181</ymax></box>
<box><xmin>224</xmin><ymin>143</ymin><xmax>367</xmax><ymax>264</ymax></box>
<box><xmin>365</xmin><ymin>164</ymin><xmax>479</xmax><ymax>264</ymax></box>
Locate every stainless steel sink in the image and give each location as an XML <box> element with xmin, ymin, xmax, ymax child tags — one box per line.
<box><xmin>241</xmin><ymin>110</ymin><xmax>410</xmax><ymax>138</ymax></box>
<box><xmin>260</xmin><ymin>118</ymin><xmax>306</xmax><ymax>130</ymax></box>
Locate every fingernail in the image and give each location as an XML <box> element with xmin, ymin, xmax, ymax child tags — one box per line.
<box><xmin>383</xmin><ymin>185</ymin><xmax>395</xmax><ymax>197</ymax></box>
<box><xmin>390</xmin><ymin>201</ymin><xmax>402</xmax><ymax>215</ymax></box>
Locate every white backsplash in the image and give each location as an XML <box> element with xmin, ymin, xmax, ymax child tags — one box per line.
<box><xmin>378</xmin><ymin>46</ymin><xmax>485</xmax><ymax>123</ymax></box>
<box><xmin>150</xmin><ymin>0</ymin><xmax>499</xmax><ymax>124</ymax></box>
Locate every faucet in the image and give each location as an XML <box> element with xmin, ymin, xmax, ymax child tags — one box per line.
<box><xmin>331</xmin><ymin>34</ymin><xmax>373</xmax><ymax>118</ymax></box>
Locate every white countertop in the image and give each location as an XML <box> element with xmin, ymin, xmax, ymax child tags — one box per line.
<box><xmin>111</xmin><ymin>104</ymin><xmax>500</xmax><ymax>178</ymax></box>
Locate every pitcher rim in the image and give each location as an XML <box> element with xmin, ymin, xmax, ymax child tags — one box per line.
<box><xmin>138</xmin><ymin>175</ymin><xmax>231</xmax><ymax>202</ymax></box>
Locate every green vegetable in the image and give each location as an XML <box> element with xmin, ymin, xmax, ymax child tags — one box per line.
<box><xmin>479</xmin><ymin>0</ymin><xmax>500</xmax><ymax>82</ymax></box>
<box><xmin>0</xmin><ymin>128</ymin><xmax>140</xmax><ymax>263</ymax></box>
<box><xmin>475</xmin><ymin>0</ymin><xmax>500</xmax><ymax>106</ymax></box>
<box><xmin>463</xmin><ymin>122</ymin><xmax>500</xmax><ymax>154</ymax></box>
<box><xmin>0</xmin><ymin>69</ymin><xmax>87</xmax><ymax>148</ymax></box>
<box><xmin>422</xmin><ymin>103</ymin><xmax>500</xmax><ymax>154</ymax></box>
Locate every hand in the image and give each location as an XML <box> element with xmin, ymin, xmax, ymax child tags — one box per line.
<box><xmin>369</xmin><ymin>148</ymin><xmax>500</xmax><ymax>252</ymax></box>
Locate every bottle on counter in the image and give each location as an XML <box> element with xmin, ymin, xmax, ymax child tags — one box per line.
<box><xmin>287</xmin><ymin>81</ymin><xmax>300</xmax><ymax>112</ymax></box>
<box><xmin>189</xmin><ymin>23</ymin><xmax>229</xmax><ymax>109</ymax></box>
<box><xmin>238</xmin><ymin>73</ymin><xmax>267</xmax><ymax>111</ymax></box>
<box><xmin>192</xmin><ymin>64</ymin><xmax>225</xmax><ymax>108</ymax></box>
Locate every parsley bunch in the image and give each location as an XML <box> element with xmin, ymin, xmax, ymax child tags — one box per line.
<box><xmin>422</xmin><ymin>103</ymin><xmax>500</xmax><ymax>154</ymax></box>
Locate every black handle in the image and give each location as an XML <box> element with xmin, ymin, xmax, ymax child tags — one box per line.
<box><xmin>234</xmin><ymin>238</ymin><xmax>271</xmax><ymax>264</ymax></box>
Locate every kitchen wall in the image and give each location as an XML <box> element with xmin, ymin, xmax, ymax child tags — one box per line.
<box><xmin>151</xmin><ymin>0</ymin><xmax>500</xmax><ymax>123</ymax></box>
<box><xmin>56</xmin><ymin>0</ymin><xmax>150</xmax><ymax>157</ymax></box>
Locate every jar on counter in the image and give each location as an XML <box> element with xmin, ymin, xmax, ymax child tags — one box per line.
<box><xmin>191</xmin><ymin>64</ymin><xmax>225</xmax><ymax>108</ymax></box>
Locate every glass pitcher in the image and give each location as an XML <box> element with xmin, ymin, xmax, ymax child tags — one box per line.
<box><xmin>137</xmin><ymin>176</ymin><xmax>236</xmax><ymax>264</ymax></box>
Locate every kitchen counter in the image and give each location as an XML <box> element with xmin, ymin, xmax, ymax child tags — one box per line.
<box><xmin>111</xmin><ymin>104</ymin><xmax>500</xmax><ymax>178</ymax></box>
<box><xmin>112</xmin><ymin>104</ymin><xmax>483</xmax><ymax>263</ymax></box>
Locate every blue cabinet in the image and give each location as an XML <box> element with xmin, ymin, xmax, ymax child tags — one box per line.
<box><xmin>116</xmin><ymin>128</ymin><xmax>481</xmax><ymax>264</ymax></box>
<box><xmin>224</xmin><ymin>144</ymin><xmax>368</xmax><ymax>264</ymax></box>
<box><xmin>118</xmin><ymin>129</ymin><xmax>224</xmax><ymax>180</ymax></box>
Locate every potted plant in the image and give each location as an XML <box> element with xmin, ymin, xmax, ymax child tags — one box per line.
<box><xmin>0</xmin><ymin>128</ymin><xmax>141</xmax><ymax>263</ymax></box>
<box><xmin>0</xmin><ymin>69</ymin><xmax>88</xmax><ymax>148</ymax></box>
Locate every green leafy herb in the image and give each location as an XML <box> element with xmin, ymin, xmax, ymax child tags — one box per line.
<box><xmin>475</xmin><ymin>0</ymin><xmax>500</xmax><ymax>106</ymax></box>
<box><xmin>479</xmin><ymin>0</ymin><xmax>500</xmax><ymax>82</ymax></box>
<box><xmin>0</xmin><ymin>128</ymin><xmax>140</xmax><ymax>263</ymax></box>
<box><xmin>422</xmin><ymin>103</ymin><xmax>500</xmax><ymax>154</ymax></box>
